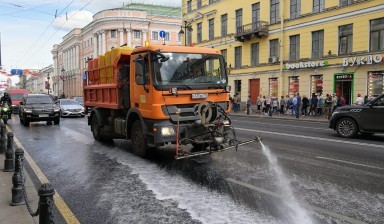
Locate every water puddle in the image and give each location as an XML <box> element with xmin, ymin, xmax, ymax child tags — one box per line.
<box><xmin>260</xmin><ymin>142</ymin><xmax>313</xmax><ymax>224</ymax></box>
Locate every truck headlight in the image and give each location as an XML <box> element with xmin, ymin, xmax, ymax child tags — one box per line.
<box><xmin>161</xmin><ymin>127</ymin><xmax>175</xmax><ymax>136</ymax></box>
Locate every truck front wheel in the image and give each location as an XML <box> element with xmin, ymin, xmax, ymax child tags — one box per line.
<box><xmin>131</xmin><ymin>120</ymin><xmax>147</xmax><ymax>157</ymax></box>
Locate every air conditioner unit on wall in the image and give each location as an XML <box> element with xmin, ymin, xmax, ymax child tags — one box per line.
<box><xmin>269</xmin><ymin>56</ymin><xmax>279</xmax><ymax>63</ymax></box>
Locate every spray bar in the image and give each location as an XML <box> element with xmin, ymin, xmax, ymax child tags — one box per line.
<box><xmin>175</xmin><ymin>136</ymin><xmax>262</xmax><ymax>160</ymax></box>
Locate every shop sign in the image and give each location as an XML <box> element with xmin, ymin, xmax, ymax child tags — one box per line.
<box><xmin>335</xmin><ymin>74</ymin><xmax>353</xmax><ymax>80</ymax></box>
<box><xmin>285</xmin><ymin>61</ymin><xmax>328</xmax><ymax>70</ymax></box>
<box><xmin>342</xmin><ymin>54</ymin><xmax>383</xmax><ymax>66</ymax></box>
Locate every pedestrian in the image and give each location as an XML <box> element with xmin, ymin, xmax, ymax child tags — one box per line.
<box><xmin>356</xmin><ymin>93</ymin><xmax>364</xmax><ymax>105</ymax></box>
<box><xmin>292</xmin><ymin>93</ymin><xmax>297</xmax><ymax>116</ymax></box>
<box><xmin>265</xmin><ymin>95</ymin><xmax>271</xmax><ymax>115</ymax></box>
<box><xmin>295</xmin><ymin>93</ymin><xmax>302</xmax><ymax>118</ymax></box>
<box><xmin>285</xmin><ymin>95</ymin><xmax>291</xmax><ymax>114</ymax></box>
<box><xmin>364</xmin><ymin>95</ymin><xmax>369</xmax><ymax>104</ymax></box>
<box><xmin>325</xmin><ymin>94</ymin><xmax>332</xmax><ymax>119</ymax></box>
<box><xmin>261</xmin><ymin>95</ymin><xmax>266</xmax><ymax>113</ymax></box>
<box><xmin>309</xmin><ymin>93</ymin><xmax>318</xmax><ymax>116</ymax></box>
<box><xmin>317</xmin><ymin>94</ymin><xmax>324</xmax><ymax>115</ymax></box>
<box><xmin>301</xmin><ymin>95</ymin><xmax>309</xmax><ymax>116</ymax></box>
<box><xmin>232</xmin><ymin>94</ymin><xmax>238</xmax><ymax>112</ymax></box>
<box><xmin>256</xmin><ymin>96</ymin><xmax>262</xmax><ymax>112</ymax></box>
<box><xmin>340</xmin><ymin>95</ymin><xmax>346</xmax><ymax>106</ymax></box>
<box><xmin>332</xmin><ymin>93</ymin><xmax>338</xmax><ymax>113</ymax></box>
<box><xmin>280</xmin><ymin>95</ymin><xmax>285</xmax><ymax>115</ymax></box>
<box><xmin>246</xmin><ymin>95</ymin><xmax>251</xmax><ymax>115</ymax></box>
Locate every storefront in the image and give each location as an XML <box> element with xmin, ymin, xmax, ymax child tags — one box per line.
<box><xmin>334</xmin><ymin>73</ymin><xmax>354</xmax><ymax>105</ymax></box>
<box><xmin>367</xmin><ymin>71</ymin><xmax>384</xmax><ymax>98</ymax></box>
<box><xmin>269</xmin><ymin>78</ymin><xmax>278</xmax><ymax>97</ymax></box>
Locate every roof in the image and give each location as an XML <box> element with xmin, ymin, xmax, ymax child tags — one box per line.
<box><xmin>124</xmin><ymin>3</ymin><xmax>181</xmax><ymax>18</ymax></box>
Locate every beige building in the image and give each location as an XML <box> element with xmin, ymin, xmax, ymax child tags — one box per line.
<box><xmin>52</xmin><ymin>3</ymin><xmax>182</xmax><ymax>98</ymax></box>
<box><xmin>183</xmin><ymin>0</ymin><xmax>384</xmax><ymax>105</ymax></box>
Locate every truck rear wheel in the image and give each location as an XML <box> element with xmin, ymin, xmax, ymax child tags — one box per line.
<box><xmin>91</xmin><ymin>115</ymin><xmax>103</xmax><ymax>141</ymax></box>
<box><xmin>131</xmin><ymin>120</ymin><xmax>147</xmax><ymax>157</ymax></box>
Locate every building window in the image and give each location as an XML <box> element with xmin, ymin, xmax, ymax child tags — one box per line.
<box><xmin>197</xmin><ymin>0</ymin><xmax>202</xmax><ymax>9</ymax></box>
<box><xmin>290</xmin><ymin>0</ymin><xmax>301</xmax><ymax>19</ymax></box>
<box><xmin>269</xmin><ymin>39</ymin><xmax>279</xmax><ymax>58</ymax></box>
<box><xmin>270</xmin><ymin>0</ymin><xmax>280</xmax><ymax>24</ymax></box>
<box><xmin>187</xmin><ymin>0</ymin><xmax>192</xmax><ymax>13</ymax></box>
<box><xmin>312</xmin><ymin>30</ymin><xmax>324</xmax><ymax>59</ymax></box>
<box><xmin>290</xmin><ymin>35</ymin><xmax>300</xmax><ymax>61</ymax></box>
<box><xmin>368</xmin><ymin>71</ymin><xmax>384</xmax><ymax>97</ymax></box>
<box><xmin>221</xmin><ymin>49</ymin><xmax>227</xmax><ymax>63</ymax></box>
<box><xmin>289</xmin><ymin>76</ymin><xmax>300</xmax><ymax>96</ymax></box>
<box><xmin>339</xmin><ymin>24</ymin><xmax>353</xmax><ymax>55</ymax></box>
<box><xmin>234</xmin><ymin>46</ymin><xmax>242</xmax><ymax>68</ymax></box>
<box><xmin>313</xmin><ymin>0</ymin><xmax>325</xmax><ymax>13</ymax></box>
<box><xmin>236</xmin><ymin>9</ymin><xmax>243</xmax><ymax>34</ymax></box>
<box><xmin>311</xmin><ymin>75</ymin><xmax>323</xmax><ymax>96</ymax></box>
<box><xmin>197</xmin><ymin>22</ymin><xmax>202</xmax><ymax>43</ymax></box>
<box><xmin>165</xmin><ymin>32</ymin><xmax>170</xmax><ymax>41</ymax></box>
<box><xmin>111</xmin><ymin>30</ymin><xmax>117</xmax><ymax>38</ymax></box>
<box><xmin>133</xmin><ymin>30</ymin><xmax>141</xmax><ymax>39</ymax></box>
<box><xmin>252</xmin><ymin>3</ymin><xmax>260</xmax><ymax>29</ymax></box>
<box><xmin>340</xmin><ymin>0</ymin><xmax>353</xmax><ymax>6</ymax></box>
<box><xmin>209</xmin><ymin>19</ymin><xmax>214</xmax><ymax>40</ymax></box>
<box><xmin>221</xmin><ymin>14</ymin><xmax>228</xmax><ymax>37</ymax></box>
<box><xmin>251</xmin><ymin>43</ymin><xmax>259</xmax><ymax>66</ymax></box>
<box><xmin>370</xmin><ymin>18</ymin><xmax>384</xmax><ymax>52</ymax></box>
<box><xmin>152</xmin><ymin>31</ymin><xmax>158</xmax><ymax>40</ymax></box>
<box><xmin>269</xmin><ymin>78</ymin><xmax>278</xmax><ymax>97</ymax></box>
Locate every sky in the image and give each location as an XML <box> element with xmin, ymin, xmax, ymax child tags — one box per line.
<box><xmin>0</xmin><ymin>0</ymin><xmax>182</xmax><ymax>83</ymax></box>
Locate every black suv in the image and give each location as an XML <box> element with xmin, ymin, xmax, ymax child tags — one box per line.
<box><xmin>329</xmin><ymin>94</ymin><xmax>384</xmax><ymax>138</ymax></box>
<box><xmin>19</xmin><ymin>94</ymin><xmax>61</xmax><ymax>126</ymax></box>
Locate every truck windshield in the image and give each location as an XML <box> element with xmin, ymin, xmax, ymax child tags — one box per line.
<box><xmin>152</xmin><ymin>52</ymin><xmax>227</xmax><ymax>90</ymax></box>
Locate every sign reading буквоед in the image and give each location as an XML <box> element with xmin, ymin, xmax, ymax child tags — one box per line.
<box><xmin>285</xmin><ymin>61</ymin><xmax>328</xmax><ymax>70</ymax></box>
<box><xmin>343</xmin><ymin>54</ymin><xmax>383</xmax><ymax>66</ymax></box>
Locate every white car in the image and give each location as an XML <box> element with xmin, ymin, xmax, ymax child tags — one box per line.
<box><xmin>59</xmin><ymin>99</ymin><xmax>85</xmax><ymax>117</ymax></box>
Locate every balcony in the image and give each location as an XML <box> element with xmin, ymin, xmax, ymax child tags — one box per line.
<box><xmin>235</xmin><ymin>21</ymin><xmax>269</xmax><ymax>42</ymax></box>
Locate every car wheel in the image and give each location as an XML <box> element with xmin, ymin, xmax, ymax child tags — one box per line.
<box><xmin>131</xmin><ymin>120</ymin><xmax>147</xmax><ymax>157</ymax></box>
<box><xmin>54</xmin><ymin>118</ymin><xmax>60</xmax><ymax>125</ymax></box>
<box><xmin>336</xmin><ymin>118</ymin><xmax>358</xmax><ymax>138</ymax></box>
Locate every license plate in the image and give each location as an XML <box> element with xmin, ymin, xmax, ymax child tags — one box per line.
<box><xmin>192</xmin><ymin>93</ymin><xmax>208</xmax><ymax>99</ymax></box>
<box><xmin>39</xmin><ymin>114</ymin><xmax>49</xmax><ymax>117</ymax></box>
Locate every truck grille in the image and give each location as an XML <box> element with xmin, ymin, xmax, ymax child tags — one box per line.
<box><xmin>162</xmin><ymin>102</ymin><xmax>228</xmax><ymax>123</ymax></box>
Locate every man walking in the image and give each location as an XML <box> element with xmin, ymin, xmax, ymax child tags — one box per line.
<box><xmin>295</xmin><ymin>93</ymin><xmax>302</xmax><ymax>118</ymax></box>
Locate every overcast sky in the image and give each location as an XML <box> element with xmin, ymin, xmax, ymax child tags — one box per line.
<box><xmin>0</xmin><ymin>0</ymin><xmax>182</xmax><ymax>72</ymax></box>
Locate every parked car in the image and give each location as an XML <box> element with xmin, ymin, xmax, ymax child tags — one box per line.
<box><xmin>59</xmin><ymin>99</ymin><xmax>85</xmax><ymax>117</ymax></box>
<box><xmin>19</xmin><ymin>94</ymin><xmax>61</xmax><ymax>126</ymax></box>
<box><xmin>329</xmin><ymin>94</ymin><xmax>384</xmax><ymax>138</ymax></box>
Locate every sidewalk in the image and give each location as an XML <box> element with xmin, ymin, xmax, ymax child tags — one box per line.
<box><xmin>228</xmin><ymin>110</ymin><xmax>329</xmax><ymax>123</ymax></box>
<box><xmin>0</xmin><ymin>153</ymin><xmax>38</xmax><ymax>224</ymax></box>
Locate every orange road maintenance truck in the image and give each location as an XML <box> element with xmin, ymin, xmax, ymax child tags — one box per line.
<box><xmin>84</xmin><ymin>44</ymin><xmax>259</xmax><ymax>159</ymax></box>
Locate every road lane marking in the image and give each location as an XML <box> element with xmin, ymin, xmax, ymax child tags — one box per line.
<box><xmin>231</xmin><ymin>119</ymin><xmax>329</xmax><ymax>131</ymax></box>
<box><xmin>8</xmin><ymin>127</ymin><xmax>81</xmax><ymax>224</ymax></box>
<box><xmin>226</xmin><ymin>178</ymin><xmax>367</xmax><ymax>224</ymax></box>
<box><xmin>234</xmin><ymin>127</ymin><xmax>384</xmax><ymax>149</ymax></box>
<box><xmin>316</xmin><ymin>156</ymin><xmax>384</xmax><ymax>170</ymax></box>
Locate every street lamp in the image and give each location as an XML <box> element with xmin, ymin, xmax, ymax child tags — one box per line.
<box><xmin>178</xmin><ymin>21</ymin><xmax>193</xmax><ymax>46</ymax></box>
<box><xmin>47</xmin><ymin>72</ymin><xmax>50</xmax><ymax>94</ymax></box>
<box><xmin>61</xmin><ymin>67</ymin><xmax>65</xmax><ymax>98</ymax></box>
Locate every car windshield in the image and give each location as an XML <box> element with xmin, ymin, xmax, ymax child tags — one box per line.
<box><xmin>151</xmin><ymin>52</ymin><xmax>227</xmax><ymax>89</ymax></box>
<box><xmin>61</xmin><ymin>99</ymin><xmax>80</xmax><ymax>105</ymax></box>
<box><xmin>26</xmin><ymin>96</ymin><xmax>53</xmax><ymax>104</ymax></box>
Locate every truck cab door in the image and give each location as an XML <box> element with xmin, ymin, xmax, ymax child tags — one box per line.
<box><xmin>131</xmin><ymin>54</ymin><xmax>153</xmax><ymax>117</ymax></box>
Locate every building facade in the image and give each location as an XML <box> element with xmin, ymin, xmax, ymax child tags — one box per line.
<box><xmin>52</xmin><ymin>3</ymin><xmax>182</xmax><ymax>98</ymax></box>
<box><xmin>182</xmin><ymin>0</ymin><xmax>384</xmax><ymax>105</ymax></box>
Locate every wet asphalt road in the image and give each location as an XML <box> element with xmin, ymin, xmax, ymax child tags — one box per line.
<box><xmin>6</xmin><ymin>114</ymin><xmax>384</xmax><ymax>224</ymax></box>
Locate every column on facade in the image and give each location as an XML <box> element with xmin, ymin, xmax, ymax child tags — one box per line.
<box><xmin>98</xmin><ymin>31</ymin><xmax>102</xmax><ymax>56</ymax></box>
<box><xmin>93</xmin><ymin>33</ymin><xmax>98</xmax><ymax>57</ymax></box>
<box><xmin>119</xmin><ymin>29</ymin><xmax>124</xmax><ymax>46</ymax></box>
<box><xmin>126</xmin><ymin>29</ymin><xmax>131</xmax><ymax>47</ymax></box>
<box><xmin>101</xmin><ymin>31</ymin><xmax>106</xmax><ymax>54</ymax></box>
<box><xmin>142</xmin><ymin>31</ymin><xmax>147</xmax><ymax>46</ymax></box>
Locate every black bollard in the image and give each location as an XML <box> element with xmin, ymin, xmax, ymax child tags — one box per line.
<box><xmin>0</xmin><ymin>121</ymin><xmax>5</xmax><ymax>154</ymax></box>
<box><xmin>38</xmin><ymin>183</ymin><xmax>55</xmax><ymax>224</ymax></box>
<box><xmin>11</xmin><ymin>148</ymin><xmax>25</xmax><ymax>206</ymax></box>
<box><xmin>3</xmin><ymin>132</ymin><xmax>14</xmax><ymax>172</ymax></box>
